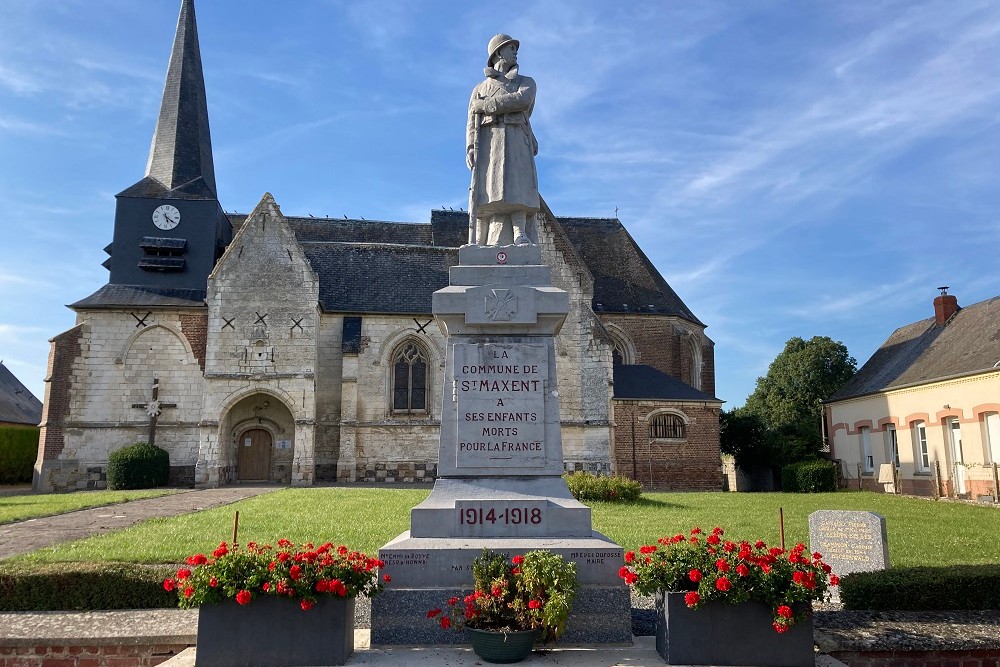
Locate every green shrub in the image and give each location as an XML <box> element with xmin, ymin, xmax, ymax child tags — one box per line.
<box><xmin>0</xmin><ymin>561</ymin><xmax>176</xmax><ymax>611</ymax></box>
<box><xmin>106</xmin><ymin>442</ymin><xmax>169</xmax><ymax>490</ymax></box>
<box><xmin>564</xmin><ymin>471</ymin><xmax>642</xmax><ymax>502</ymax></box>
<box><xmin>781</xmin><ymin>459</ymin><xmax>836</xmax><ymax>493</ymax></box>
<box><xmin>841</xmin><ymin>565</ymin><xmax>1000</xmax><ymax>610</ymax></box>
<box><xmin>0</xmin><ymin>426</ymin><xmax>39</xmax><ymax>484</ymax></box>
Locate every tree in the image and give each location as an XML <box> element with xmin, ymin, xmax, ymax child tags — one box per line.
<box><xmin>742</xmin><ymin>336</ymin><xmax>856</xmax><ymax>463</ymax></box>
<box><xmin>719</xmin><ymin>408</ymin><xmax>773</xmax><ymax>472</ymax></box>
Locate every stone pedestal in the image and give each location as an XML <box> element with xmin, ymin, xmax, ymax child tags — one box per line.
<box><xmin>371</xmin><ymin>245</ymin><xmax>631</xmax><ymax>644</ymax></box>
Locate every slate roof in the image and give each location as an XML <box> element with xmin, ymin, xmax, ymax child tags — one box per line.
<box><xmin>0</xmin><ymin>362</ymin><xmax>42</xmax><ymax>425</ymax></box>
<box><xmin>828</xmin><ymin>295</ymin><xmax>1000</xmax><ymax>402</ymax></box>
<box><xmin>120</xmin><ymin>0</ymin><xmax>216</xmax><ymax>200</ymax></box>
<box><xmin>613</xmin><ymin>364</ymin><xmax>720</xmax><ymax>402</ymax></box>
<box><xmin>301</xmin><ymin>243</ymin><xmax>455</xmax><ymax>314</ymax></box>
<box><xmin>71</xmin><ymin>284</ymin><xmax>206</xmax><ymax>309</ymax></box>
<box><xmin>82</xmin><ymin>207</ymin><xmax>697</xmax><ymax>324</ymax></box>
<box><xmin>558</xmin><ymin>217</ymin><xmax>702</xmax><ymax>324</ymax></box>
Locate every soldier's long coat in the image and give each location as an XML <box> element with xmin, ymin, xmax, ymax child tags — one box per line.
<box><xmin>467</xmin><ymin>71</ymin><xmax>539</xmax><ymax>214</ymax></box>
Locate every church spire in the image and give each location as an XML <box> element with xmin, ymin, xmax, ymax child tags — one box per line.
<box><xmin>144</xmin><ymin>0</ymin><xmax>217</xmax><ymax>198</ymax></box>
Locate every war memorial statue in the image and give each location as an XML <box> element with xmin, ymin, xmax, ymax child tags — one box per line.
<box><xmin>371</xmin><ymin>33</ymin><xmax>631</xmax><ymax>645</ymax></box>
<box><xmin>467</xmin><ymin>34</ymin><xmax>540</xmax><ymax>246</ymax></box>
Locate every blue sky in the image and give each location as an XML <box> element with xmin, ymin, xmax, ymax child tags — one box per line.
<box><xmin>2</xmin><ymin>1</ymin><xmax>999</xmax><ymax>407</ymax></box>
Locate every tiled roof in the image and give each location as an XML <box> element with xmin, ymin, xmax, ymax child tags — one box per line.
<box><xmin>71</xmin><ymin>284</ymin><xmax>206</xmax><ymax>309</ymax></box>
<box><xmin>613</xmin><ymin>364</ymin><xmax>720</xmax><ymax>401</ymax></box>
<box><xmin>0</xmin><ymin>362</ymin><xmax>42</xmax><ymax>425</ymax></box>
<box><xmin>828</xmin><ymin>295</ymin><xmax>1000</xmax><ymax>401</ymax></box>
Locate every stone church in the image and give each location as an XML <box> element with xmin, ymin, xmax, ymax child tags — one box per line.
<box><xmin>34</xmin><ymin>0</ymin><xmax>722</xmax><ymax>493</ymax></box>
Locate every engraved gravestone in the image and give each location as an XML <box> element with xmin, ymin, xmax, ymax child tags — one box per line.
<box><xmin>809</xmin><ymin>510</ymin><xmax>889</xmax><ymax>601</ymax></box>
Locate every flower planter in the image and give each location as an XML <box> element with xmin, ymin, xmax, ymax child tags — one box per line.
<box><xmin>466</xmin><ymin>627</ymin><xmax>540</xmax><ymax>664</ymax></box>
<box><xmin>195</xmin><ymin>595</ymin><xmax>355</xmax><ymax>667</ymax></box>
<box><xmin>655</xmin><ymin>591</ymin><xmax>814</xmax><ymax>667</ymax></box>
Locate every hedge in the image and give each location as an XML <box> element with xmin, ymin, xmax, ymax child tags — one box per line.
<box><xmin>840</xmin><ymin>565</ymin><xmax>1000</xmax><ymax>610</ymax></box>
<box><xmin>781</xmin><ymin>459</ymin><xmax>837</xmax><ymax>493</ymax></box>
<box><xmin>107</xmin><ymin>442</ymin><xmax>170</xmax><ymax>490</ymax></box>
<box><xmin>0</xmin><ymin>426</ymin><xmax>39</xmax><ymax>484</ymax></box>
<box><xmin>564</xmin><ymin>471</ymin><xmax>642</xmax><ymax>502</ymax></box>
<box><xmin>0</xmin><ymin>562</ymin><xmax>177</xmax><ymax>611</ymax></box>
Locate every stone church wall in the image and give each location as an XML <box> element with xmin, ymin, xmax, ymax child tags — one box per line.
<box><xmin>35</xmin><ymin>311</ymin><xmax>206</xmax><ymax>491</ymax></box>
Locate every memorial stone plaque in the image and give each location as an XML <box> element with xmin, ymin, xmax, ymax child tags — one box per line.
<box><xmin>809</xmin><ymin>510</ymin><xmax>889</xmax><ymax>598</ymax></box>
<box><xmin>454</xmin><ymin>342</ymin><xmax>546</xmax><ymax>468</ymax></box>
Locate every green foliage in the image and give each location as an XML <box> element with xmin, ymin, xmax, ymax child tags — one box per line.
<box><xmin>0</xmin><ymin>426</ymin><xmax>39</xmax><ymax>484</ymax></box>
<box><xmin>743</xmin><ymin>336</ymin><xmax>856</xmax><ymax>463</ymax></box>
<box><xmin>781</xmin><ymin>460</ymin><xmax>837</xmax><ymax>493</ymax></box>
<box><xmin>719</xmin><ymin>409</ymin><xmax>773</xmax><ymax>471</ymax></box>
<box><xmin>106</xmin><ymin>442</ymin><xmax>169</xmax><ymax>490</ymax></box>
<box><xmin>564</xmin><ymin>471</ymin><xmax>642</xmax><ymax>502</ymax></box>
<box><xmin>433</xmin><ymin>549</ymin><xmax>578</xmax><ymax>642</ymax></box>
<box><xmin>840</xmin><ymin>565</ymin><xmax>1000</xmax><ymax>610</ymax></box>
<box><xmin>0</xmin><ymin>561</ymin><xmax>175</xmax><ymax>611</ymax></box>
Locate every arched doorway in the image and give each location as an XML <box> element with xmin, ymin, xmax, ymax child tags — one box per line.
<box><xmin>237</xmin><ymin>428</ymin><xmax>273</xmax><ymax>482</ymax></box>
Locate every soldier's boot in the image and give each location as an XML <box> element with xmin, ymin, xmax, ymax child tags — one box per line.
<box><xmin>475</xmin><ymin>217</ymin><xmax>490</xmax><ymax>246</ymax></box>
<box><xmin>512</xmin><ymin>211</ymin><xmax>530</xmax><ymax>245</ymax></box>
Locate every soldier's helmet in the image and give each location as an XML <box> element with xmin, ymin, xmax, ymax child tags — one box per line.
<box><xmin>487</xmin><ymin>34</ymin><xmax>519</xmax><ymax>66</ymax></box>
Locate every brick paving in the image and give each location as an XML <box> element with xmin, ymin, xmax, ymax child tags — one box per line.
<box><xmin>0</xmin><ymin>486</ymin><xmax>280</xmax><ymax>559</ymax></box>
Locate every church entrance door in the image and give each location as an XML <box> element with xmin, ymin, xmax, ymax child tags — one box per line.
<box><xmin>238</xmin><ymin>428</ymin><xmax>272</xmax><ymax>482</ymax></box>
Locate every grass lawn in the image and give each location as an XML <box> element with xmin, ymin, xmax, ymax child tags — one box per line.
<box><xmin>13</xmin><ymin>488</ymin><xmax>999</xmax><ymax>567</ymax></box>
<box><xmin>0</xmin><ymin>489</ymin><xmax>178</xmax><ymax>525</ymax></box>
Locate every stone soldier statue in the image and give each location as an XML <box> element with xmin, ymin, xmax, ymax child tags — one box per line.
<box><xmin>467</xmin><ymin>34</ymin><xmax>539</xmax><ymax>246</ymax></box>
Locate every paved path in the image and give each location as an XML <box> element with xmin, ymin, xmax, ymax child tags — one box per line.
<box><xmin>0</xmin><ymin>486</ymin><xmax>280</xmax><ymax>559</ymax></box>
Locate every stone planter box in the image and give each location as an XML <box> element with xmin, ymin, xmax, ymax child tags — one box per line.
<box><xmin>655</xmin><ymin>591</ymin><xmax>814</xmax><ymax>666</ymax></box>
<box><xmin>195</xmin><ymin>596</ymin><xmax>354</xmax><ymax>667</ymax></box>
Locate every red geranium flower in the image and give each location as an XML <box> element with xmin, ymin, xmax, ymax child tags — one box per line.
<box><xmin>829</xmin><ymin>575</ymin><xmax>841</xmax><ymax>586</ymax></box>
<box><xmin>300</xmin><ymin>599</ymin><xmax>314</xmax><ymax>611</ymax></box>
<box><xmin>777</xmin><ymin>605</ymin><xmax>793</xmax><ymax>619</ymax></box>
<box><xmin>736</xmin><ymin>564</ymin><xmax>749</xmax><ymax>577</ymax></box>
<box><xmin>427</xmin><ymin>608</ymin><xmax>442</xmax><ymax>618</ymax></box>
<box><xmin>162</xmin><ymin>579</ymin><xmax>176</xmax><ymax>591</ymax></box>
<box><xmin>773</xmin><ymin>622</ymin><xmax>788</xmax><ymax>633</ymax></box>
<box><xmin>235</xmin><ymin>590</ymin><xmax>251</xmax><ymax>605</ymax></box>
<box><xmin>689</xmin><ymin>569</ymin><xmax>702</xmax><ymax>583</ymax></box>
<box><xmin>624</xmin><ymin>551</ymin><xmax>635</xmax><ymax>563</ymax></box>
<box><xmin>440</xmin><ymin>617</ymin><xmax>451</xmax><ymax>629</ymax></box>
<box><xmin>684</xmin><ymin>591</ymin><xmax>700</xmax><ymax>606</ymax></box>
<box><xmin>383</xmin><ymin>574</ymin><xmax>391</xmax><ymax>583</ymax></box>
<box><xmin>289</xmin><ymin>565</ymin><xmax>302</xmax><ymax>580</ymax></box>
<box><xmin>528</xmin><ymin>599</ymin><xmax>542</xmax><ymax>609</ymax></box>
<box><xmin>176</xmin><ymin>568</ymin><xmax>191</xmax><ymax>580</ymax></box>
<box><xmin>511</xmin><ymin>555</ymin><xmax>525</xmax><ymax>565</ymax></box>
<box><xmin>715</xmin><ymin>577</ymin><xmax>732</xmax><ymax>592</ymax></box>
<box><xmin>183</xmin><ymin>587</ymin><xmax>194</xmax><ymax>598</ymax></box>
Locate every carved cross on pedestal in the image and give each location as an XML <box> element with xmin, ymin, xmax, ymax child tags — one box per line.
<box><xmin>131</xmin><ymin>378</ymin><xmax>177</xmax><ymax>447</ymax></box>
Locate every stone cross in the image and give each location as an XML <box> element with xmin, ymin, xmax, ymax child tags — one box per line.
<box><xmin>131</xmin><ymin>378</ymin><xmax>177</xmax><ymax>447</ymax></box>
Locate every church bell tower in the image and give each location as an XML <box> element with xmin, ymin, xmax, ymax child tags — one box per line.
<box><xmin>104</xmin><ymin>0</ymin><xmax>230</xmax><ymax>296</ymax></box>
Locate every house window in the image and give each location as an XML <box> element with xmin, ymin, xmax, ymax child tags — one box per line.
<box><xmin>650</xmin><ymin>413</ymin><xmax>685</xmax><ymax>439</ymax></box>
<box><xmin>912</xmin><ymin>420</ymin><xmax>929</xmax><ymax>472</ymax></box>
<box><xmin>391</xmin><ymin>342</ymin><xmax>427</xmax><ymax>413</ymax></box>
<box><xmin>860</xmin><ymin>426</ymin><xmax>873</xmax><ymax>473</ymax></box>
<box><xmin>983</xmin><ymin>412</ymin><xmax>1000</xmax><ymax>465</ymax></box>
<box><xmin>884</xmin><ymin>424</ymin><xmax>899</xmax><ymax>467</ymax></box>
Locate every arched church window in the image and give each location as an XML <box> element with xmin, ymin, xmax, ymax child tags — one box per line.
<box><xmin>609</xmin><ymin>331</ymin><xmax>634</xmax><ymax>365</ymax></box>
<box><xmin>688</xmin><ymin>337</ymin><xmax>703</xmax><ymax>390</ymax></box>
<box><xmin>650</xmin><ymin>413</ymin><xmax>686</xmax><ymax>440</ymax></box>
<box><xmin>392</xmin><ymin>342</ymin><xmax>427</xmax><ymax>413</ymax></box>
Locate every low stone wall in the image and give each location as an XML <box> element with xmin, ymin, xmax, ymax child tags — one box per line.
<box><xmin>0</xmin><ymin>642</ymin><xmax>191</xmax><ymax>667</ymax></box>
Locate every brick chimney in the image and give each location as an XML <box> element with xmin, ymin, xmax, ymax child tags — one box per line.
<box><xmin>933</xmin><ymin>286</ymin><xmax>959</xmax><ymax>326</ymax></box>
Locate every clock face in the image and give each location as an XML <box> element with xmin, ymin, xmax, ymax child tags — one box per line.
<box><xmin>152</xmin><ymin>204</ymin><xmax>181</xmax><ymax>230</ymax></box>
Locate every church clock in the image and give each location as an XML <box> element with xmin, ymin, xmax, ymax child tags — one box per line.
<box><xmin>152</xmin><ymin>204</ymin><xmax>181</xmax><ymax>230</ymax></box>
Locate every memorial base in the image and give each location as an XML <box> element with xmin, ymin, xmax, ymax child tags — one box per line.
<box><xmin>371</xmin><ymin>533</ymin><xmax>632</xmax><ymax>645</ymax></box>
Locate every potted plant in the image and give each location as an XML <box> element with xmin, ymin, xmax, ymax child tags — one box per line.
<box><xmin>427</xmin><ymin>548</ymin><xmax>578</xmax><ymax>663</ymax></box>
<box><xmin>163</xmin><ymin>539</ymin><xmax>388</xmax><ymax>667</ymax></box>
<box><xmin>618</xmin><ymin>527</ymin><xmax>840</xmax><ymax>667</ymax></box>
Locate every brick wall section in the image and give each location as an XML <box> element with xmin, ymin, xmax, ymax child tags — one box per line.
<box><xmin>612</xmin><ymin>400</ymin><xmax>722</xmax><ymax>490</ymax></box>
<box><xmin>37</xmin><ymin>324</ymin><xmax>85</xmax><ymax>462</ymax></box>
<box><xmin>830</xmin><ymin>648</ymin><xmax>1000</xmax><ymax>666</ymax></box>
<box><xmin>0</xmin><ymin>642</ymin><xmax>190</xmax><ymax>667</ymax></box>
<box><xmin>179</xmin><ymin>312</ymin><xmax>207</xmax><ymax>371</ymax></box>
